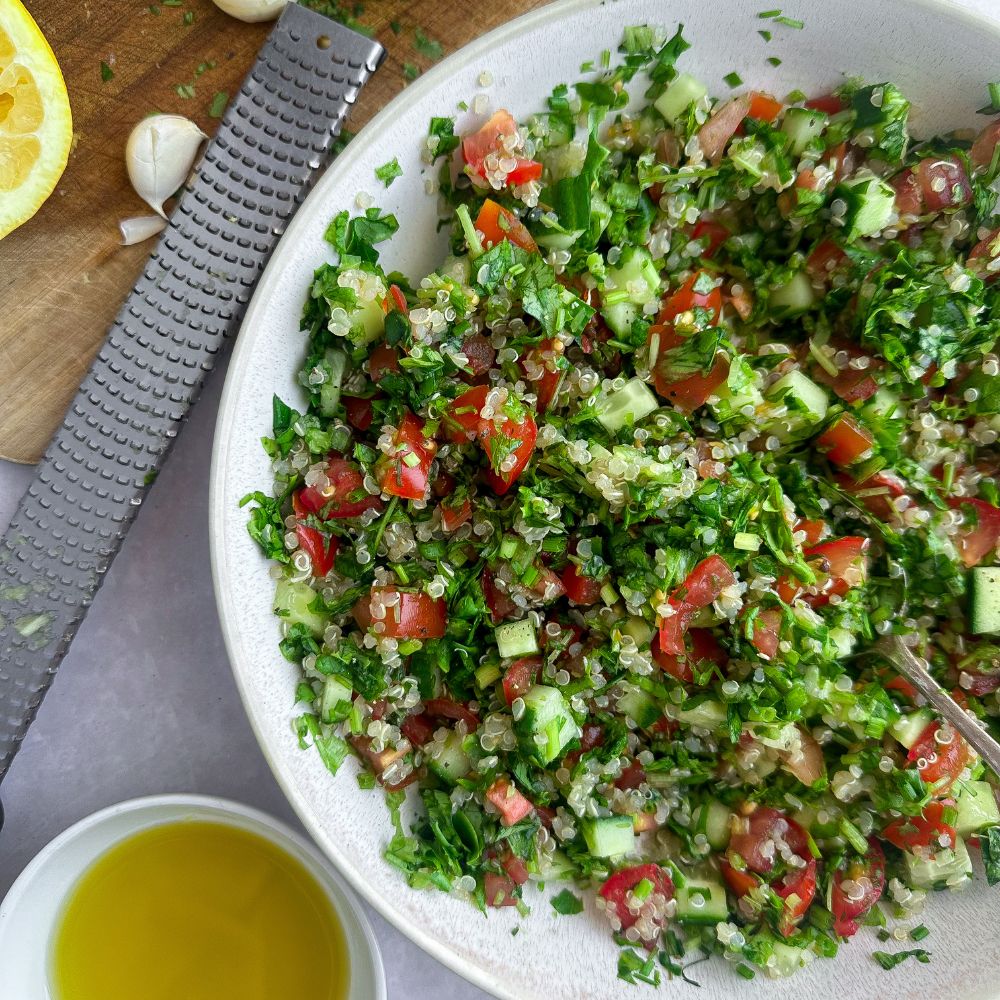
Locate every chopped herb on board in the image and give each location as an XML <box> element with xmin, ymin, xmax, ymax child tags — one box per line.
<box><xmin>175</xmin><ymin>83</ymin><xmax>195</xmax><ymax>100</ymax></box>
<box><xmin>403</xmin><ymin>62</ymin><xmax>420</xmax><ymax>81</ymax></box>
<box><xmin>100</xmin><ymin>60</ymin><xmax>114</xmax><ymax>82</ymax></box>
<box><xmin>413</xmin><ymin>27</ymin><xmax>444</xmax><ymax>61</ymax></box>
<box><xmin>209</xmin><ymin>91</ymin><xmax>229</xmax><ymax>118</ymax></box>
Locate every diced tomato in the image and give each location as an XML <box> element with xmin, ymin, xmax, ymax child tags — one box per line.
<box><xmin>805</xmin><ymin>93</ymin><xmax>846</xmax><ymax>115</ymax></box>
<box><xmin>908</xmin><ymin>722</ymin><xmax>971</xmax><ymax>793</ymax></box>
<box><xmin>387</xmin><ymin>283</ymin><xmax>408</xmax><ymax>314</ymax></box>
<box><xmin>440</xmin><ymin>494</ymin><xmax>472</xmax><ymax>532</ymax></box>
<box><xmin>502</xmin><ymin>657</ymin><xmax>541</xmax><ymax>706</ymax></box>
<box><xmin>461</xmin><ymin>334</ymin><xmax>496</xmax><ymax>381</ymax></box>
<box><xmin>815</xmin><ymin>414</ymin><xmax>874</xmax><ymax>467</ymax></box>
<box><xmin>651</xmin><ymin>627</ymin><xmax>726</xmax><ymax>683</ymax></box>
<box><xmin>295</xmin><ymin>523</ymin><xmax>338</xmax><ymax>577</ymax></box>
<box><xmin>343</xmin><ymin>394</ymin><xmax>375</xmax><ymax>431</ymax></box>
<box><xmin>972</xmin><ymin>120</ymin><xmax>1000</xmax><ymax>171</ymax></box>
<box><xmin>969</xmin><ymin>228</ymin><xmax>1000</xmax><ymax>279</ymax></box>
<box><xmin>812</xmin><ymin>343</ymin><xmax>881</xmax><ymax>404</ymax></box>
<box><xmin>475</xmin><ymin>198</ymin><xmax>537</xmax><ymax>253</ymax></box>
<box><xmin>297</xmin><ymin>458</ymin><xmax>384</xmax><ymax>520</ymax></box>
<box><xmin>747</xmin><ymin>91</ymin><xmax>782</xmax><ymax>122</ymax></box>
<box><xmin>725</xmin><ymin>282</ymin><xmax>753</xmax><ymax>320</ymax></box>
<box><xmin>659</xmin><ymin>555</ymin><xmax>736</xmax><ymax>656</ymax></box>
<box><xmin>948</xmin><ymin>496</ymin><xmax>1000</xmax><ymax>567</ymax></box>
<box><xmin>632</xmin><ymin>811</ymin><xmax>660</xmax><ymax>833</ymax></box>
<box><xmin>657</xmin><ymin>271</ymin><xmax>724</xmax><ymax>326</ymax></box>
<box><xmin>501</xmin><ymin>851</ymin><xmax>530</xmax><ymax>885</ymax></box>
<box><xmin>794</xmin><ymin>518</ymin><xmax>826</xmax><ymax>546</ymax></box>
<box><xmin>485</xmin><ymin>776</ymin><xmax>535</xmax><ymax>826</ymax></box>
<box><xmin>599</xmin><ymin>864</ymin><xmax>674</xmax><ymax>942</ymax></box>
<box><xmin>400</xmin><ymin>713</ymin><xmax>436</xmax><ymax>747</ymax></box>
<box><xmin>654</xmin><ymin>357</ymin><xmax>730</xmax><ymax>412</ymax></box>
<box><xmin>825</xmin><ymin>140</ymin><xmax>857</xmax><ymax>183</ymax></box>
<box><xmin>882</xmin><ymin>800</ymin><xmax>956</xmax><ymax>853</ymax></box>
<box><xmin>615</xmin><ymin>760</ymin><xmax>647</xmax><ymax>790</ymax></box>
<box><xmin>698</xmin><ymin>94</ymin><xmax>751</xmax><ymax>164</ymax></box>
<box><xmin>780</xmin><ymin>535</ymin><xmax>870</xmax><ymax>607</ymax></box>
<box><xmin>891</xmin><ymin>167</ymin><xmax>924</xmax><ymax>220</ymax></box>
<box><xmin>954</xmin><ymin>648</ymin><xmax>1000</xmax><ymax>696</ymax></box>
<box><xmin>462</xmin><ymin>109</ymin><xmax>543</xmax><ymax>190</ymax></box>
<box><xmin>884</xmin><ymin>674</ymin><xmax>919</xmax><ymax>702</ymax></box>
<box><xmin>353</xmin><ymin>587</ymin><xmax>447</xmax><ymax>640</ymax></box>
<box><xmin>375</xmin><ymin>411</ymin><xmax>437</xmax><ymax>501</ymax></box>
<box><xmin>805</xmin><ymin>239</ymin><xmax>849</xmax><ymax>286</ymax></box>
<box><xmin>425</xmin><ymin>697</ymin><xmax>480</xmax><ymax>729</ymax></box>
<box><xmin>445</xmin><ymin>385</ymin><xmax>489</xmax><ymax>444</ymax></box>
<box><xmin>368</xmin><ymin>344</ymin><xmax>401</xmax><ymax>382</ymax></box>
<box><xmin>916</xmin><ymin>155</ymin><xmax>972</xmax><ymax>212</ymax></box>
<box><xmin>831</xmin><ymin>839</ymin><xmax>885</xmax><ymax>938</ymax></box>
<box><xmin>483</xmin><ymin>412</ymin><xmax>537</xmax><ymax>494</ymax></box>
<box><xmin>483</xmin><ymin>569</ymin><xmax>517</xmax><ymax>623</ymax></box>
<box><xmin>834</xmin><ymin>469</ymin><xmax>909</xmax><ymax>522</ymax></box>
<box><xmin>688</xmin><ymin>219</ymin><xmax>730</xmax><ymax>258</ymax></box>
<box><xmin>521</xmin><ymin>337</ymin><xmax>564</xmax><ymax>413</ymax></box>
<box><xmin>432</xmin><ymin>471</ymin><xmax>456</xmax><ymax>498</ymax></box>
<box><xmin>350</xmin><ymin>735</ymin><xmax>408</xmax><ymax>776</ymax></box>
<box><xmin>748</xmin><ymin>607</ymin><xmax>782</xmax><ymax>659</ymax></box>
<box><xmin>722</xmin><ymin>807</ymin><xmax>817</xmax><ymax>936</ymax></box>
<box><xmin>561</xmin><ymin>562</ymin><xmax>603</xmax><ymax>606</ymax></box>
<box><xmin>483</xmin><ymin>872</ymin><xmax>519</xmax><ymax>907</ymax></box>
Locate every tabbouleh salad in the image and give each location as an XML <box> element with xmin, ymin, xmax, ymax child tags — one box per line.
<box><xmin>243</xmin><ymin>21</ymin><xmax>1000</xmax><ymax>984</ymax></box>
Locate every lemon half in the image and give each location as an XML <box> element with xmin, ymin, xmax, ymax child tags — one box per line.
<box><xmin>0</xmin><ymin>0</ymin><xmax>72</xmax><ymax>240</ymax></box>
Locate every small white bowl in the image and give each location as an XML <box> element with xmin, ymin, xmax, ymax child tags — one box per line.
<box><xmin>0</xmin><ymin>794</ymin><xmax>386</xmax><ymax>1000</ymax></box>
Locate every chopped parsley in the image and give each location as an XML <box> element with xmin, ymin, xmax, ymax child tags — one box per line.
<box><xmin>724</xmin><ymin>71</ymin><xmax>744</xmax><ymax>88</ymax></box>
<box><xmin>550</xmin><ymin>889</ymin><xmax>584</xmax><ymax>915</ymax></box>
<box><xmin>413</xmin><ymin>28</ymin><xmax>444</xmax><ymax>61</ymax></box>
<box><xmin>100</xmin><ymin>60</ymin><xmax>114</xmax><ymax>82</ymax></box>
<box><xmin>209</xmin><ymin>90</ymin><xmax>228</xmax><ymax>118</ymax></box>
<box><xmin>375</xmin><ymin>157</ymin><xmax>403</xmax><ymax>187</ymax></box>
<box><xmin>873</xmin><ymin>949</ymin><xmax>931</xmax><ymax>971</ymax></box>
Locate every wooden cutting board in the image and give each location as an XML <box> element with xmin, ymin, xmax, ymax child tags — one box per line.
<box><xmin>0</xmin><ymin>0</ymin><xmax>543</xmax><ymax>464</ymax></box>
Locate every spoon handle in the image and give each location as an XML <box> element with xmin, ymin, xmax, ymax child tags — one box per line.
<box><xmin>877</xmin><ymin>636</ymin><xmax>1000</xmax><ymax>779</ymax></box>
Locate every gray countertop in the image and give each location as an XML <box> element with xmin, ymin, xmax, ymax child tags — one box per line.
<box><xmin>0</xmin><ymin>369</ymin><xmax>487</xmax><ymax>1000</ymax></box>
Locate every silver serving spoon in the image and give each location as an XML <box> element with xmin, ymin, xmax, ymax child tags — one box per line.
<box><xmin>877</xmin><ymin>635</ymin><xmax>1000</xmax><ymax>778</ymax></box>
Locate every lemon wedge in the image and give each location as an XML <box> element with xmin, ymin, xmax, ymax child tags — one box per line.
<box><xmin>0</xmin><ymin>0</ymin><xmax>72</xmax><ymax>240</ymax></box>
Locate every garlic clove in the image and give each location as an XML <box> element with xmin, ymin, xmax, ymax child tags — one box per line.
<box><xmin>210</xmin><ymin>0</ymin><xmax>288</xmax><ymax>23</ymax></box>
<box><xmin>125</xmin><ymin>114</ymin><xmax>207</xmax><ymax>219</ymax></box>
<box><xmin>119</xmin><ymin>214</ymin><xmax>167</xmax><ymax>246</ymax></box>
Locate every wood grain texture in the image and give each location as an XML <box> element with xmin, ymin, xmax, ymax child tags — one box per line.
<box><xmin>0</xmin><ymin>0</ymin><xmax>542</xmax><ymax>463</ymax></box>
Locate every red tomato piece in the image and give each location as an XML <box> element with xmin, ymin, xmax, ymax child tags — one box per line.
<box><xmin>483</xmin><ymin>411</ymin><xmax>537</xmax><ymax>494</ymax></box>
<box><xmin>440</xmin><ymin>494</ymin><xmax>472</xmax><ymax>532</ymax></box>
<box><xmin>834</xmin><ymin>469</ymin><xmax>908</xmax><ymax>523</ymax></box>
<box><xmin>461</xmin><ymin>334</ymin><xmax>496</xmax><ymax>381</ymax></box>
<box><xmin>749</xmin><ymin>608</ymin><xmax>782</xmax><ymax>660</ymax></box>
<box><xmin>651</xmin><ymin>627</ymin><xmax>726</xmax><ymax>683</ymax></box>
<box><xmin>484</xmin><ymin>872</ymin><xmax>519</xmax><ymax>907</ymax></box>
<box><xmin>654</xmin><ymin>356</ymin><xmax>730</xmax><ymax>413</ymax></box>
<box><xmin>342</xmin><ymin>394</ymin><xmax>375</xmax><ymax>432</ymax></box>
<box><xmin>891</xmin><ymin>167</ymin><xmax>925</xmax><ymax>220</ymax></box>
<box><xmin>388</xmin><ymin>283</ymin><xmax>408</xmax><ymax>313</ymax></box>
<box><xmin>815</xmin><ymin>414</ymin><xmax>875</xmax><ymax>467</ymax></box>
<box><xmin>805</xmin><ymin>239</ymin><xmax>849</xmax><ymax>286</ymax></box>
<box><xmin>698</xmin><ymin>94</ymin><xmax>751</xmax><ymax>164</ymax></box>
<box><xmin>474</xmin><ymin>198</ymin><xmax>537</xmax><ymax>253</ymax></box>
<box><xmin>485</xmin><ymin>776</ymin><xmax>535</xmax><ymax>826</ymax></box>
<box><xmin>658</xmin><ymin>271</ymin><xmax>724</xmax><ymax>326</ymax></box>
<box><xmin>400</xmin><ymin>713</ymin><xmax>436</xmax><ymax>747</ymax></box>
<box><xmin>483</xmin><ymin>569</ymin><xmax>517</xmax><ymax>624</ymax></box>
<box><xmin>424</xmin><ymin>697</ymin><xmax>480</xmax><ymax>729</ymax></box>
<box><xmin>882</xmin><ymin>800</ymin><xmax>956</xmax><ymax>853</ymax></box>
<box><xmin>561</xmin><ymin>562</ymin><xmax>603</xmax><ymax>606</ymax></box>
<box><xmin>501</xmin><ymin>851</ymin><xmax>530</xmax><ymax>885</ymax></box>
<box><xmin>521</xmin><ymin>337</ymin><xmax>564</xmax><ymax>413</ymax></box>
<box><xmin>805</xmin><ymin>93</ymin><xmax>847</xmax><ymax>115</ymax></box>
<box><xmin>948</xmin><ymin>496</ymin><xmax>1000</xmax><ymax>567</ymax></box>
<box><xmin>353</xmin><ymin>587</ymin><xmax>447</xmax><ymax>640</ymax></box>
<box><xmin>831</xmin><ymin>839</ymin><xmax>886</xmax><ymax>938</ymax></box>
<box><xmin>502</xmin><ymin>657</ymin><xmax>541</xmax><ymax>706</ymax></box>
<box><xmin>915</xmin><ymin>155</ymin><xmax>972</xmax><ymax>213</ymax></box>
<box><xmin>297</xmin><ymin>458</ymin><xmax>383</xmax><ymax>520</ymax></box>
<box><xmin>908</xmin><ymin>722</ymin><xmax>971</xmax><ymax>793</ymax></box>
<box><xmin>794</xmin><ymin>518</ymin><xmax>827</xmax><ymax>546</ymax></box>
<box><xmin>295</xmin><ymin>524</ymin><xmax>338</xmax><ymax>577</ymax></box>
<box><xmin>972</xmin><ymin>120</ymin><xmax>1000</xmax><ymax>171</ymax></box>
<box><xmin>350</xmin><ymin>734</ymin><xmax>408</xmax><ymax>776</ymax></box>
<box><xmin>445</xmin><ymin>385</ymin><xmax>489</xmax><ymax>444</ymax></box>
<box><xmin>884</xmin><ymin>674</ymin><xmax>919</xmax><ymax>702</ymax></box>
<box><xmin>781</xmin><ymin>535</ymin><xmax>870</xmax><ymax>607</ymax></box>
<box><xmin>659</xmin><ymin>555</ymin><xmax>736</xmax><ymax>656</ymax></box>
<box><xmin>954</xmin><ymin>649</ymin><xmax>1000</xmax><ymax>696</ymax></box>
<box><xmin>462</xmin><ymin>109</ymin><xmax>543</xmax><ymax>189</ymax></box>
<box><xmin>599</xmin><ymin>864</ymin><xmax>675</xmax><ymax>942</ymax></box>
<box><xmin>376</xmin><ymin>411</ymin><xmax>437</xmax><ymax>501</ymax></box>
<box><xmin>747</xmin><ymin>91</ymin><xmax>782</xmax><ymax>122</ymax></box>
<box><xmin>970</xmin><ymin>227</ymin><xmax>1000</xmax><ymax>280</ymax></box>
<box><xmin>688</xmin><ymin>219</ymin><xmax>730</xmax><ymax>258</ymax></box>
<box><xmin>368</xmin><ymin>344</ymin><xmax>401</xmax><ymax>382</ymax></box>
<box><xmin>615</xmin><ymin>760</ymin><xmax>647</xmax><ymax>790</ymax></box>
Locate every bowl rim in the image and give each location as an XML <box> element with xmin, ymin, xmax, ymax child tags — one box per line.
<box><xmin>0</xmin><ymin>793</ymin><xmax>386</xmax><ymax>1000</ymax></box>
<box><xmin>209</xmin><ymin>1</ymin><xmax>1000</xmax><ymax>997</ymax></box>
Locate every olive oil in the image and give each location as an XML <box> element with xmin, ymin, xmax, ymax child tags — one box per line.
<box><xmin>50</xmin><ymin>820</ymin><xmax>350</xmax><ymax>1000</ymax></box>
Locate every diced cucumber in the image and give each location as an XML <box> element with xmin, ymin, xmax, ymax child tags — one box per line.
<box><xmin>769</xmin><ymin>271</ymin><xmax>816</xmax><ymax>316</ymax></box>
<box><xmin>904</xmin><ymin>836</ymin><xmax>972</xmax><ymax>889</ymax></box>
<box><xmin>765</xmin><ymin>370</ymin><xmax>829</xmax><ymax>440</ymax></box>
<box><xmin>676</xmin><ymin>698</ymin><xmax>726</xmax><ymax>730</ymax></box>
<box><xmin>495</xmin><ymin>619</ymin><xmax>539</xmax><ymax>658</ymax></box>
<box><xmin>601</xmin><ymin>247</ymin><xmax>660</xmax><ymax>337</ymax></box>
<box><xmin>955</xmin><ymin>780</ymin><xmax>1000</xmax><ymax>836</ymax></box>
<box><xmin>863</xmin><ymin>386</ymin><xmax>901</xmax><ymax>420</ymax></box>
<box><xmin>654</xmin><ymin>73</ymin><xmax>708</xmax><ymax>125</ymax></box>
<box><xmin>767</xmin><ymin>942</ymin><xmax>811</xmax><ymax>979</ymax></box>
<box><xmin>890</xmin><ymin>708</ymin><xmax>934</xmax><ymax>750</ymax></box>
<box><xmin>781</xmin><ymin>107</ymin><xmax>828</xmax><ymax>156</ymax></box>
<box><xmin>618</xmin><ymin>685</ymin><xmax>661</xmax><ymax>729</ymax></box>
<box><xmin>514</xmin><ymin>684</ymin><xmax>581</xmax><ymax>765</ymax></box>
<box><xmin>426</xmin><ymin>730</ymin><xmax>471</xmax><ymax>784</ymax></box>
<box><xmin>273</xmin><ymin>580</ymin><xmax>326</xmax><ymax>637</ymax></box>
<box><xmin>692</xmin><ymin>799</ymin><xmax>732</xmax><ymax>850</ymax></box>
<box><xmin>581</xmin><ymin>815</ymin><xmax>636</xmax><ymax>858</ymax></box>
<box><xmin>475</xmin><ymin>663</ymin><xmax>502</xmax><ymax>689</ymax></box>
<box><xmin>320</xmin><ymin>675</ymin><xmax>353</xmax><ymax>724</ymax></box>
<box><xmin>971</xmin><ymin>567</ymin><xmax>1000</xmax><ymax>635</ymax></box>
<box><xmin>675</xmin><ymin>878</ymin><xmax>728</xmax><ymax>924</ymax></box>
<box><xmin>621</xmin><ymin>616</ymin><xmax>654</xmax><ymax>647</ymax></box>
<box><xmin>594</xmin><ymin>377</ymin><xmax>659</xmax><ymax>432</ymax></box>
<box><xmin>833</xmin><ymin>173</ymin><xmax>896</xmax><ymax>241</ymax></box>
<box><xmin>792</xmin><ymin>801</ymin><xmax>842</xmax><ymax>840</ymax></box>
<box><xmin>710</xmin><ymin>356</ymin><xmax>765</xmax><ymax>426</ymax></box>
<box><xmin>348</xmin><ymin>296</ymin><xmax>386</xmax><ymax>345</ymax></box>
<box><xmin>601</xmin><ymin>300</ymin><xmax>639</xmax><ymax>338</ymax></box>
<box><xmin>441</xmin><ymin>254</ymin><xmax>472</xmax><ymax>284</ymax></box>
<box><xmin>318</xmin><ymin>347</ymin><xmax>348</xmax><ymax>417</ymax></box>
<box><xmin>535</xmin><ymin>228</ymin><xmax>584</xmax><ymax>250</ymax></box>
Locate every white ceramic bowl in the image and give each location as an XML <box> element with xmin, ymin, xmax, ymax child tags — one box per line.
<box><xmin>210</xmin><ymin>1</ymin><xmax>1000</xmax><ymax>997</ymax></box>
<box><xmin>0</xmin><ymin>795</ymin><xmax>385</xmax><ymax>1000</ymax></box>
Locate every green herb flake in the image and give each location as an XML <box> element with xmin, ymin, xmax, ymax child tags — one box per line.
<box><xmin>375</xmin><ymin>157</ymin><xmax>403</xmax><ymax>187</ymax></box>
<box><xmin>873</xmin><ymin>949</ymin><xmax>931</xmax><ymax>971</ymax></box>
<box><xmin>910</xmin><ymin>925</ymin><xmax>930</xmax><ymax>942</ymax></box>
<box><xmin>100</xmin><ymin>60</ymin><xmax>114</xmax><ymax>83</ymax></box>
<box><xmin>209</xmin><ymin>91</ymin><xmax>228</xmax><ymax>118</ymax></box>
<box><xmin>148</xmin><ymin>4</ymin><xmax>160</xmax><ymax>14</ymax></box>
<box><xmin>183</xmin><ymin>9</ymin><xmax>195</xmax><ymax>25</ymax></box>
<box><xmin>550</xmin><ymin>889</ymin><xmax>584</xmax><ymax>915</ymax></box>
<box><xmin>775</xmin><ymin>15</ymin><xmax>804</xmax><ymax>28</ymax></box>
<box><xmin>403</xmin><ymin>62</ymin><xmax>420</xmax><ymax>81</ymax></box>
<box><xmin>724</xmin><ymin>71</ymin><xmax>743</xmax><ymax>88</ymax></box>
<box><xmin>175</xmin><ymin>83</ymin><xmax>195</xmax><ymax>100</ymax></box>
<box><xmin>413</xmin><ymin>28</ymin><xmax>444</xmax><ymax>61</ymax></box>
<box><xmin>981</xmin><ymin>826</ymin><xmax>1000</xmax><ymax>884</ymax></box>
<box><xmin>767</xmin><ymin>56</ymin><xmax>783</xmax><ymax>66</ymax></box>
<box><xmin>757</xmin><ymin>8</ymin><xmax>781</xmax><ymax>16</ymax></box>
<box><xmin>759</xmin><ymin>29</ymin><xmax>773</xmax><ymax>41</ymax></box>
<box><xmin>390</xmin><ymin>19</ymin><xmax>401</xmax><ymax>33</ymax></box>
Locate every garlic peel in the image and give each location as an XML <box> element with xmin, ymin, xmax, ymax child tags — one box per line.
<box><xmin>211</xmin><ymin>0</ymin><xmax>288</xmax><ymax>23</ymax></box>
<box><xmin>119</xmin><ymin>214</ymin><xmax>167</xmax><ymax>246</ymax></box>
<box><xmin>125</xmin><ymin>114</ymin><xmax>207</xmax><ymax>218</ymax></box>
